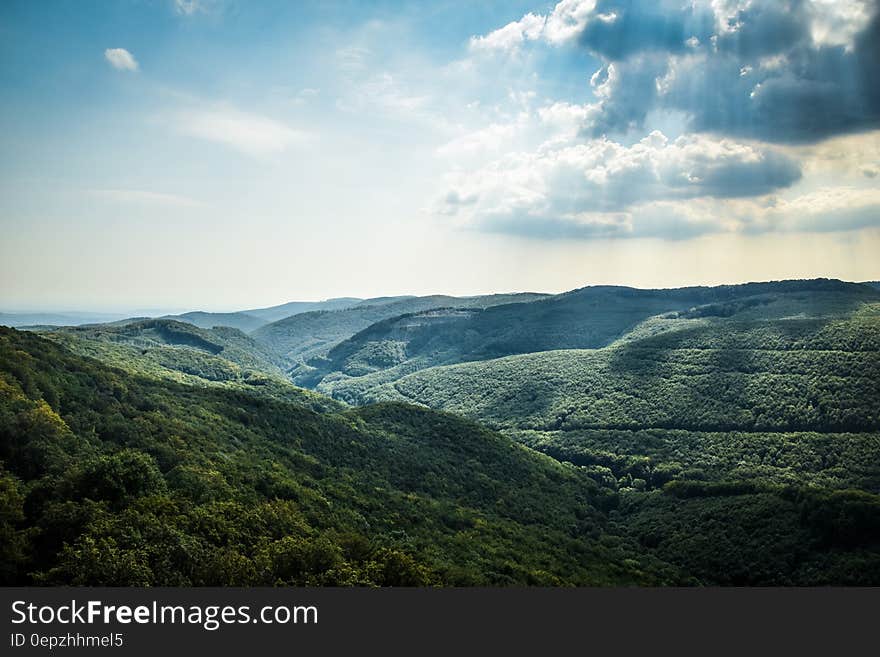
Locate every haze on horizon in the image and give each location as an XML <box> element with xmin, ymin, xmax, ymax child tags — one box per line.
<box><xmin>2</xmin><ymin>0</ymin><xmax>879</xmax><ymax>312</ymax></box>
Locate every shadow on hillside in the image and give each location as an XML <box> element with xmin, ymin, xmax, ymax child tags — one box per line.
<box><xmin>604</xmin><ymin>315</ymin><xmax>839</xmax><ymax>433</ymax></box>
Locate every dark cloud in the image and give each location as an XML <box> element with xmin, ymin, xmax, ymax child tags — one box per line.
<box><xmin>656</xmin><ymin>147</ymin><xmax>802</xmax><ymax>199</ymax></box>
<box><xmin>714</xmin><ymin>0</ymin><xmax>809</xmax><ymax>57</ymax></box>
<box><xmin>584</xmin><ymin>58</ymin><xmax>667</xmax><ymax>137</ymax></box>
<box><xmin>577</xmin><ymin>0</ymin><xmax>713</xmax><ymax>60</ymax></box>
<box><xmin>578</xmin><ymin>0</ymin><xmax>880</xmax><ymax>143</ymax></box>
<box><xmin>474</xmin><ymin>202</ymin><xmax>725</xmax><ymax>242</ymax></box>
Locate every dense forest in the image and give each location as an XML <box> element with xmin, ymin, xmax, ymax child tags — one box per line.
<box><xmin>300</xmin><ymin>280</ymin><xmax>880</xmax><ymax>398</ymax></box>
<box><xmin>0</xmin><ymin>327</ymin><xmax>683</xmax><ymax>585</ymax></box>
<box><xmin>2</xmin><ymin>279</ymin><xmax>879</xmax><ymax>585</ymax></box>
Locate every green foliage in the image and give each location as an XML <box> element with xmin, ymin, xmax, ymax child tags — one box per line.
<box><xmin>0</xmin><ymin>468</ymin><xmax>28</xmax><ymax>581</ymax></box>
<box><xmin>4</xmin><ymin>279</ymin><xmax>879</xmax><ymax>586</ymax></box>
<box><xmin>66</xmin><ymin>450</ymin><xmax>166</xmax><ymax>509</ymax></box>
<box><xmin>316</xmin><ymin>284</ymin><xmax>880</xmax><ymax>584</ymax></box>
<box><xmin>378</xmin><ymin>314</ymin><xmax>880</xmax><ymax>434</ymax></box>
<box><xmin>45</xmin><ymin>319</ymin><xmax>285</xmax><ymax>374</ymax></box>
<box><xmin>617</xmin><ymin>487</ymin><xmax>880</xmax><ymax>585</ymax></box>
<box><xmin>37</xmin><ymin>320</ymin><xmax>341</xmax><ymax>413</ymax></box>
<box><xmin>0</xmin><ymin>327</ymin><xmax>677</xmax><ymax>586</ymax></box>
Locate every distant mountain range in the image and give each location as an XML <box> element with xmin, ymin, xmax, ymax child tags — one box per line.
<box><xmin>160</xmin><ymin>297</ymin><xmax>367</xmax><ymax>332</ymax></box>
<box><xmin>0</xmin><ymin>311</ymin><xmax>134</xmax><ymax>328</ymax></box>
<box><xmin>298</xmin><ymin>279</ymin><xmax>880</xmax><ymax>400</ymax></box>
<box><xmin>251</xmin><ymin>293</ymin><xmax>550</xmax><ymax>367</ymax></box>
<box><xmin>0</xmin><ymin>297</ymin><xmax>367</xmax><ymax>331</ymax></box>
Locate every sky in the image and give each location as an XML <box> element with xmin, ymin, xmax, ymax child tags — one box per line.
<box><xmin>1</xmin><ymin>0</ymin><xmax>879</xmax><ymax>312</ymax></box>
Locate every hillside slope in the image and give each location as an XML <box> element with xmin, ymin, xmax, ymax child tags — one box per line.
<box><xmin>162</xmin><ymin>298</ymin><xmax>369</xmax><ymax>333</ymax></box>
<box><xmin>342</xmin><ymin>296</ymin><xmax>880</xmax><ymax>584</ymax></box>
<box><xmin>161</xmin><ymin>311</ymin><xmax>267</xmax><ymax>333</ymax></box>
<box><xmin>244</xmin><ymin>297</ymin><xmax>364</xmax><ymax>323</ymax></box>
<box><xmin>253</xmin><ymin>293</ymin><xmax>549</xmax><ymax>370</ymax></box>
<box><xmin>378</xmin><ymin>310</ymin><xmax>880</xmax><ymax>434</ymax></box>
<box><xmin>32</xmin><ymin>319</ymin><xmax>346</xmax><ymax>408</ymax></box>
<box><xmin>311</xmin><ymin>279</ymin><xmax>880</xmax><ymax>402</ymax></box>
<box><xmin>0</xmin><ymin>326</ymin><xmax>684</xmax><ymax>586</ymax></box>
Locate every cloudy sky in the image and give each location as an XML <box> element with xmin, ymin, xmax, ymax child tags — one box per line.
<box><xmin>2</xmin><ymin>0</ymin><xmax>879</xmax><ymax>311</ymax></box>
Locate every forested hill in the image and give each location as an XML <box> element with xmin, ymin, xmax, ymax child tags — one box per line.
<box><xmin>161</xmin><ymin>298</ymin><xmax>368</xmax><ymax>332</ymax></box>
<box><xmin>243</xmin><ymin>297</ymin><xmax>364</xmax><ymax>323</ymax></box>
<box><xmin>251</xmin><ymin>292</ymin><xmax>549</xmax><ymax>367</ymax></box>
<box><xmin>160</xmin><ymin>311</ymin><xmax>267</xmax><ymax>333</ymax></box>
<box><xmin>300</xmin><ymin>278</ymin><xmax>880</xmax><ymax>397</ymax></box>
<box><xmin>331</xmin><ymin>287</ymin><xmax>880</xmax><ymax>584</ymax></box>
<box><xmin>0</xmin><ymin>326</ymin><xmax>684</xmax><ymax>586</ymax></box>
<box><xmin>34</xmin><ymin>319</ymin><xmax>341</xmax><ymax>412</ymax></box>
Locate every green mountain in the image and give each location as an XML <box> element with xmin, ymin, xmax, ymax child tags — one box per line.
<box><xmin>31</xmin><ymin>319</ymin><xmax>346</xmax><ymax>409</ymax></box>
<box><xmin>252</xmin><ymin>293</ymin><xmax>549</xmax><ymax>372</ymax></box>
<box><xmin>327</xmin><ymin>283</ymin><xmax>880</xmax><ymax>584</ymax></box>
<box><xmin>374</xmin><ymin>305</ymin><xmax>880</xmax><ymax>434</ymax></box>
<box><xmin>41</xmin><ymin>318</ymin><xmax>283</xmax><ymax>377</ymax></box>
<box><xmin>161</xmin><ymin>298</ymin><xmax>368</xmax><ymax>333</ymax></box>
<box><xmin>244</xmin><ymin>297</ymin><xmax>365</xmax><ymax>323</ymax></box>
<box><xmin>306</xmin><ymin>279</ymin><xmax>880</xmax><ymax>403</ymax></box>
<box><xmin>161</xmin><ymin>311</ymin><xmax>268</xmax><ymax>333</ymax></box>
<box><xmin>0</xmin><ymin>326</ymin><xmax>682</xmax><ymax>586</ymax></box>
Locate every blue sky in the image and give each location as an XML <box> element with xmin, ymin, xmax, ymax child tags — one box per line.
<box><xmin>2</xmin><ymin>0</ymin><xmax>879</xmax><ymax>311</ymax></box>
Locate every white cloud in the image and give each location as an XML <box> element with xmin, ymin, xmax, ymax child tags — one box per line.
<box><xmin>804</xmin><ymin>0</ymin><xmax>872</xmax><ymax>49</ymax></box>
<box><xmin>543</xmin><ymin>0</ymin><xmax>598</xmax><ymax>44</ymax></box>
<box><xmin>469</xmin><ymin>1</ymin><xmax>599</xmax><ymax>53</ymax></box>
<box><xmin>793</xmin><ymin>130</ymin><xmax>880</xmax><ymax>177</ymax></box>
<box><xmin>784</xmin><ymin>186</ymin><xmax>880</xmax><ymax>213</ymax></box>
<box><xmin>699</xmin><ymin>186</ymin><xmax>880</xmax><ymax>234</ymax></box>
<box><xmin>436</xmin><ymin>114</ymin><xmax>530</xmax><ymax>158</ymax></box>
<box><xmin>438</xmin><ymin>130</ymin><xmax>804</xmax><ymax>238</ymax></box>
<box><xmin>538</xmin><ymin>101</ymin><xmax>590</xmax><ymax>141</ymax></box>
<box><xmin>469</xmin><ymin>13</ymin><xmax>546</xmax><ymax>53</ymax></box>
<box><xmin>448</xmin><ymin>2</ymin><xmax>880</xmax><ymax>242</ymax></box>
<box><xmin>104</xmin><ymin>48</ymin><xmax>138</xmax><ymax>72</ymax></box>
<box><xmin>270</xmin><ymin>86</ymin><xmax>321</xmax><ymax>107</ymax></box>
<box><xmin>175</xmin><ymin>109</ymin><xmax>308</xmax><ymax>157</ymax></box>
<box><xmin>452</xmin><ymin>184</ymin><xmax>880</xmax><ymax>241</ymax></box>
